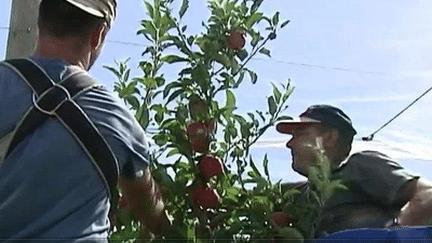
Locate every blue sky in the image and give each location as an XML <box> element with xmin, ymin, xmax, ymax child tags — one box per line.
<box><xmin>1</xmin><ymin>0</ymin><xmax>432</xmax><ymax>182</ymax></box>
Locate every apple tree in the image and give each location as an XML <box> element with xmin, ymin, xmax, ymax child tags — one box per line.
<box><xmin>106</xmin><ymin>0</ymin><xmax>343</xmax><ymax>242</ymax></box>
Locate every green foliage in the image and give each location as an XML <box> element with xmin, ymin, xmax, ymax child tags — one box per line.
<box><xmin>105</xmin><ymin>0</ymin><xmax>343</xmax><ymax>242</ymax></box>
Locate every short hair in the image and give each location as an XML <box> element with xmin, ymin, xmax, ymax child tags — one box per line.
<box><xmin>38</xmin><ymin>0</ymin><xmax>106</xmax><ymax>40</ymax></box>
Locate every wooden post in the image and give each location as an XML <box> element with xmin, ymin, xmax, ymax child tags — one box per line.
<box><xmin>6</xmin><ymin>0</ymin><xmax>41</xmax><ymax>59</ymax></box>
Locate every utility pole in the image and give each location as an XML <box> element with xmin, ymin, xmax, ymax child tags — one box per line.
<box><xmin>6</xmin><ymin>0</ymin><xmax>41</xmax><ymax>59</ymax></box>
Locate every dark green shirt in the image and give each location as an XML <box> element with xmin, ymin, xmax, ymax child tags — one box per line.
<box><xmin>316</xmin><ymin>150</ymin><xmax>419</xmax><ymax>236</ymax></box>
<box><xmin>283</xmin><ymin>150</ymin><xmax>419</xmax><ymax>237</ymax></box>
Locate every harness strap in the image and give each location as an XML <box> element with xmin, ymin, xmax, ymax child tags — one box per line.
<box><xmin>2</xmin><ymin>58</ymin><xmax>119</xmax><ymax>211</ymax></box>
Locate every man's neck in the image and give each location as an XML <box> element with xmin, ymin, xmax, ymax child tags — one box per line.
<box><xmin>34</xmin><ymin>35</ymin><xmax>91</xmax><ymax>71</ymax></box>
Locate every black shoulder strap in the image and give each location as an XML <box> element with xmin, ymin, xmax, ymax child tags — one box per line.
<box><xmin>3</xmin><ymin>58</ymin><xmax>119</xmax><ymax>205</ymax></box>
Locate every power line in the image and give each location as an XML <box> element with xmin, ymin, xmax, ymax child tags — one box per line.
<box><xmin>362</xmin><ymin>85</ymin><xmax>432</xmax><ymax>141</ymax></box>
<box><xmin>252</xmin><ymin>57</ymin><xmax>388</xmax><ymax>75</ymax></box>
<box><xmin>2</xmin><ymin>26</ymin><xmax>431</xmax><ymax>141</ymax></box>
<box><xmin>0</xmin><ymin>26</ymin><xmax>404</xmax><ymax>76</ymax></box>
<box><xmin>106</xmin><ymin>40</ymin><xmax>147</xmax><ymax>47</ymax></box>
<box><xmin>104</xmin><ymin>39</ymin><xmax>387</xmax><ymax>76</ymax></box>
<box><xmin>103</xmin><ymin>36</ymin><xmax>432</xmax><ymax>142</ymax></box>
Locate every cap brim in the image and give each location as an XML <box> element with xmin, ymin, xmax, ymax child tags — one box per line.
<box><xmin>65</xmin><ymin>0</ymin><xmax>105</xmax><ymax>18</ymax></box>
<box><xmin>276</xmin><ymin>117</ymin><xmax>321</xmax><ymax>134</ymax></box>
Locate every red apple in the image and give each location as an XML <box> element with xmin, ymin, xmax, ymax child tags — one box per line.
<box><xmin>199</xmin><ymin>155</ymin><xmax>223</xmax><ymax>179</ymax></box>
<box><xmin>187</xmin><ymin>122</ymin><xmax>209</xmax><ymax>153</ymax></box>
<box><xmin>192</xmin><ymin>186</ymin><xmax>220</xmax><ymax>209</ymax></box>
<box><xmin>118</xmin><ymin>194</ymin><xmax>129</xmax><ymax>210</ymax></box>
<box><xmin>269</xmin><ymin>211</ymin><xmax>295</xmax><ymax>228</ymax></box>
<box><xmin>227</xmin><ymin>30</ymin><xmax>245</xmax><ymax>50</ymax></box>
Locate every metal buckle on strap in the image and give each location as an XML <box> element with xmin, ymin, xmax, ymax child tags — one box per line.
<box><xmin>32</xmin><ymin>84</ymin><xmax>71</xmax><ymax>115</ymax></box>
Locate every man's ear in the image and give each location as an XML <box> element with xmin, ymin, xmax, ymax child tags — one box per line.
<box><xmin>90</xmin><ymin>22</ymin><xmax>108</xmax><ymax>50</ymax></box>
<box><xmin>323</xmin><ymin>128</ymin><xmax>340</xmax><ymax>148</ymax></box>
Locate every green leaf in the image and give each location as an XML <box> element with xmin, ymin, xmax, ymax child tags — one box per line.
<box><xmin>166</xmin><ymin>148</ymin><xmax>180</xmax><ymax>157</ymax></box>
<box><xmin>135</xmin><ymin>105</ymin><xmax>150</xmax><ymax>130</ymax></box>
<box><xmin>247</xmin><ymin>70</ymin><xmax>258</xmax><ymax>84</ymax></box>
<box><xmin>159</xmin><ymin>15</ymin><xmax>176</xmax><ymax>36</ymax></box>
<box><xmin>166</xmin><ymin>89</ymin><xmax>184</xmax><ymax>105</ymax></box>
<box><xmin>233</xmin><ymin>70</ymin><xmax>245</xmax><ymax>89</ymax></box>
<box><xmin>175</xmin><ymin>105</ymin><xmax>188</xmax><ymax>122</ymax></box>
<box><xmin>214</xmin><ymin>54</ymin><xmax>231</xmax><ymax>68</ymax></box>
<box><xmin>259</xmin><ymin>47</ymin><xmax>271</xmax><ymax>57</ymax></box>
<box><xmin>263</xmin><ymin>154</ymin><xmax>270</xmax><ymax>180</ymax></box>
<box><xmin>153</xmin><ymin>1</ymin><xmax>161</xmax><ymax>27</ymax></box>
<box><xmin>260</xmin><ymin>16</ymin><xmax>272</xmax><ymax>25</ymax></box>
<box><xmin>191</xmin><ymin>64</ymin><xmax>209</xmax><ymax>85</ymax></box>
<box><xmin>281</xmin><ymin>19</ymin><xmax>290</xmax><ymax>28</ymax></box>
<box><xmin>225</xmin><ymin>89</ymin><xmax>236</xmax><ymax>110</ymax></box>
<box><xmin>141</xmin><ymin>46</ymin><xmax>153</xmax><ymax>57</ymax></box>
<box><xmin>140</xmin><ymin>20</ymin><xmax>157</xmax><ymax>40</ymax></box>
<box><xmin>240</xmin><ymin>122</ymin><xmax>250</xmax><ymax>139</ymax></box>
<box><xmin>144</xmin><ymin>1</ymin><xmax>154</xmax><ymax>19</ymax></box>
<box><xmin>272</xmin><ymin>11</ymin><xmax>280</xmax><ymax>25</ymax></box>
<box><xmin>153</xmin><ymin>133</ymin><xmax>168</xmax><ymax>146</ymax></box>
<box><xmin>236</xmin><ymin>49</ymin><xmax>248</xmax><ymax>61</ymax></box>
<box><xmin>269</xmin><ymin>32</ymin><xmax>277</xmax><ymax>40</ymax></box>
<box><xmin>276</xmin><ymin>115</ymin><xmax>293</xmax><ymax>121</ymax></box>
<box><xmin>221</xmin><ymin>72</ymin><xmax>235</xmax><ymax>87</ymax></box>
<box><xmin>150</xmin><ymin>104</ymin><xmax>165</xmax><ymax>113</ymax></box>
<box><xmin>179</xmin><ymin>68</ymin><xmax>192</xmax><ymax>76</ymax></box>
<box><xmin>179</xmin><ymin>0</ymin><xmax>189</xmax><ymax>18</ymax></box>
<box><xmin>279</xmin><ymin>227</ymin><xmax>304</xmax><ymax>242</ymax></box>
<box><xmin>268</xmin><ymin>96</ymin><xmax>277</xmax><ymax>115</ymax></box>
<box><xmin>155</xmin><ymin>111</ymin><xmax>164</xmax><ymax>124</ymax></box>
<box><xmin>155</xmin><ymin>77</ymin><xmax>165</xmax><ymax>86</ymax></box>
<box><xmin>126</xmin><ymin>96</ymin><xmax>140</xmax><ymax>110</ymax></box>
<box><xmin>161</xmin><ymin>55</ymin><xmax>188</xmax><ymax>64</ymax></box>
<box><xmin>186</xmin><ymin>222</ymin><xmax>195</xmax><ymax>240</ymax></box>
<box><xmin>229</xmin><ymin>126</ymin><xmax>239</xmax><ymax>140</ymax></box>
<box><xmin>282</xmin><ymin>80</ymin><xmax>295</xmax><ymax>102</ymax></box>
<box><xmin>135</xmin><ymin>77</ymin><xmax>157</xmax><ymax>89</ymax></box>
<box><xmin>272</xmin><ymin>83</ymin><xmax>282</xmax><ymax>103</ymax></box>
<box><xmin>247</xmin><ymin>112</ymin><xmax>255</xmax><ymax>121</ymax></box>
<box><xmin>245</xmin><ymin>12</ymin><xmax>263</xmax><ymax>28</ymax></box>
<box><xmin>123</xmin><ymin>69</ymin><xmax>130</xmax><ymax>82</ymax></box>
<box><xmin>138</xmin><ymin>61</ymin><xmax>152</xmax><ymax>76</ymax></box>
<box><xmin>256</xmin><ymin>176</ymin><xmax>269</xmax><ymax>192</ymax></box>
<box><xmin>103</xmin><ymin>65</ymin><xmax>121</xmax><ymax>80</ymax></box>
<box><xmin>250</xmin><ymin>31</ymin><xmax>261</xmax><ymax>47</ymax></box>
<box><xmin>251</xmin><ymin>0</ymin><xmax>264</xmax><ymax>14</ymax></box>
<box><xmin>283</xmin><ymin>188</ymin><xmax>301</xmax><ymax>199</ymax></box>
<box><xmin>120</xmin><ymin>81</ymin><xmax>136</xmax><ymax>97</ymax></box>
<box><xmin>249</xmin><ymin>156</ymin><xmax>262</xmax><ymax>178</ymax></box>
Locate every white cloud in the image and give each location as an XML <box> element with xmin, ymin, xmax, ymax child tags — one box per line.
<box><xmin>396</xmin><ymin>70</ymin><xmax>432</xmax><ymax>79</ymax></box>
<box><xmin>353</xmin><ymin>129</ymin><xmax>432</xmax><ymax>161</ymax></box>
<box><xmin>252</xmin><ymin>139</ymin><xmax>287</xmax><ymax>148</ymax></box>
<box><xmin>290</xmin><ymin>94</ymin><xmax>414</xmax><ymax>106</ymax></box>
<box><xmin>368</xmin><ymin>38</ymin><xmax>432</xmax><ymax>50</ymax></box>
<box><xmin>253</xmin><ymin>130</ymin><xmax>432</xmax><ymax>162</ymax></box>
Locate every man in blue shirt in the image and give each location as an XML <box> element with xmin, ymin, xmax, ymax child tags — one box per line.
<box><xmin>0</xmin><ymin>0</ymin><xmax>170</xmax><ymax>241</ymax></box>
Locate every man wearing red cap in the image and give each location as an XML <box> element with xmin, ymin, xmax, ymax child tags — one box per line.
<box><xmin>276</xmin><ymin>104</ymin><xmax>432</xmax><ymax>237</ymax></box>
<box><xmin>0</xmin><ymin>0</ymin><xmax>170</xmax><ymax>241</ymax></box>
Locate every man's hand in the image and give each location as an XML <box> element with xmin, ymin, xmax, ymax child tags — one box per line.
<box><xmin>398</xmin><ymin>178</ymin><xmax>432</xmax><ymax>226</ymax></box>
<box><xmin>119</xmin><ymin>167</ymin><xmax>172</xmax><ymax>236</ymax></box>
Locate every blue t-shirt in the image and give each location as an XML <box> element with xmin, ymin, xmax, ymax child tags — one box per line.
<box><xmin>0</xmin><ymin>57</ymin><xmax>150</xmax><ymax>241</ymax></box>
